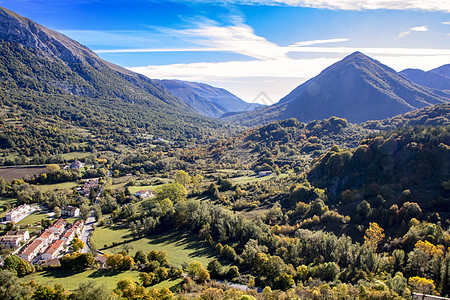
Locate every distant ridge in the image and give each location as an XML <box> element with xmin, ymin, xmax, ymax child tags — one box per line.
<box><xmin>227</xmin><ymin>52</ymin><xmax>449</xmax><ymax>126</ymax></box>
<box><xmin>160</xmin><ymin>79</ymin><xmax>262</xmax><ymax>118</ymax></box>
<box><xmin>400</xmin><ymin>65</ymin><xmax>450</xmax><ymax>91</ymax></box>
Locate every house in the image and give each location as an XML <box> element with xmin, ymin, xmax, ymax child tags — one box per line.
<box><xmin>47</xmin><ymin>219</ymin><xmax>66</xmax><ymax>235</ymax></box>
<box><xmin>258</xmin><ymin>171</ymin><xmax>273</xmax><ymax>177</ymax></box>
<box><xmin>41</xmin><ymin>239</ymin><xmax>65</xmax><ymax>260</ymax></box>
<box><xmin>6</xmin><ymin>230</ymin><xmax>30</xmax><ymax>242</ymax></box>
<box><xmin>61</xmin><ymin>205</ymin><xmax>80</xmax><ymax>217</ymax></box>
<box><xmin>0</xmin><ymin>236</ymin><xmax>21</xmax><ymax>248</ymax></box>
<box><xmin>40</xmin><ymin>258</ymin><xmax>60</xmax><ymax>267</ymax></box>
<box><xmin>135</xmin><ymin>190</ymin><xmax>154</xmax><ymax>199</ymax></box>
<box><xmin>5</xmin><ymin>204</ymin><xmax>31</xmax><ymax>222</ymax></box>
<box><xmin>61</xmin><ymin>229</ymin><xmax>76</xmax><ymax>245</ymax></box>
<box><xmin>37</xmin><ymin>230</ymin><xmax>55</xmax><ymax>248</ymax></box>
<box><xmin>70</xmin><ymin>220</ymin><xmax>84</xmax><ymax>235</ymax></box>
<box><xmin>69</xmin><ymin>160</ymin><xmax>85</xmax><ymax>170</ymax></box>
<box><xmin>18</xmin><ymin>239</ymin><xmax>43</xmax><ymax>262</ymax></box>
<box><xmin>94</xmin><ymin>255</ymin><xmax>107</xmax><ymax>268</ymax></box>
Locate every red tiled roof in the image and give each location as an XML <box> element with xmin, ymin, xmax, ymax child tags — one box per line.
<box><xmin>21</xmin><ymin>239</ymin><xmax>43</xmax><ymax>255</ymax></box>
<box><xmin>44</xmin><ymin>240</ymin><xmax>64</xmax><ymax>255</ymax></box>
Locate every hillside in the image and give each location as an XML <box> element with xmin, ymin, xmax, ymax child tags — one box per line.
<box><xmin>227</xmin><ymin>52</ymin><xmax>449</xmax><ymax>126</ymax></box>
<box><xmin>0</xmin><ymin>6</ymin><xmax>225</xmax><ymax>153</ymax></box>
<box><xmin>400</xmin><ymin>67</ymin><xmax>450</xmax><ymax>90</ymax></box>
<box><xmin>363</xmin><ymin>103</ymin><xmax>450</xmax><ymax>130</ymax></box>
<box><xmin>160</xmin><ymin>79</ymin><xmax>261</xmax><ymax>118</ymax></box>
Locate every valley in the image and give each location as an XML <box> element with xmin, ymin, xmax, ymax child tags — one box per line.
<box><xmin>0</xmin><ymin>4</ymin><xmax>449</xmax><ymax>300</ymax></box>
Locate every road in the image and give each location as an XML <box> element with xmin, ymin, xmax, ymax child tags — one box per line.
<box><xmin>80</xmin><ymin>210</ymin><xmax>95</xmax><ymax>253</ymax></box>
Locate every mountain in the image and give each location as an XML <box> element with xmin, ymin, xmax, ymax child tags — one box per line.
<box><xmin>160</xmin><ymin>79</ymin><xmax>261</xmax><ymax>118</ymax></box>
<box><xmin>227</xmin><ymin>52</ymin><xmax>449</xmax><ymax>126</ymax></box>
<box><xmin>400</xmin><ymin>66</ymin><xmax>450</xmax><ymax>91</ymax></box>
<box><xmin>0</xmin><ymin>6</ymin><xmax>225</xmax><ymax>145</ymax></box>
<box><xmin>432</xmin><ymin>64</ymin><xmax>450</xmax><ymax>78</ymax></box>
<box><xmin>400</xmin><ymin>69</ymin><xmax>450</xmax><ymax>91</ymax></box>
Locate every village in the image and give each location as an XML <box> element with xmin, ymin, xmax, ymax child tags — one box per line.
<box><xmin>1</xmin><ymin>208</ymin><xmax>85</xmax><ymax>264</ymax></box>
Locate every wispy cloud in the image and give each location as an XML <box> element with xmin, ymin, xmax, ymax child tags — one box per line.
<box><xmin>172</xmin><ymin>22</ymin><xmax>285</xmax><ymax>60</ymax></box>
<box><xmin>95</xmin><ymin>21</ymin><xmax>350</xmax><ymax>61</ymax></box>
<box><xmin>398</xmin><ymin>25</ymin><xmax>429</xmax><ymax>38</ymax></box>
<box><xmin>170</xmin><ymin>0</ymin><xmax>450</xmax><ymax>12</ymax></box>
<box><xmin>443</xmin><ymin>21</ymin><xmax>450</xmax><ymax>25</ymax></box>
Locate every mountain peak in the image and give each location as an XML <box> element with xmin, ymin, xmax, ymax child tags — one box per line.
<box><xmin>0</xmin><ymin>6</ymin><xmax>100</xmax><ymax>66</ymax></box>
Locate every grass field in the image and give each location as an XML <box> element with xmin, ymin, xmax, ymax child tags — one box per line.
<box><xmin>20</xmin><ymin>269</ymin><xmax>183</xmax><ymax>292</ymax></box>
<box><xmin>92</xmin><ymin>227</ymin><xmax>219</xmax><ymax>267</ymax></box>
<box><xmin>230</xmin><ymin>174</ymin><xmax>273</xmax><ymax>184</ymax></box>
<box><xmin>37</xmin><ymin>182</ymin><xmax>79</xmax><ymax>192</ymax></box>
<box><xmin>17</xmin><ymin>209</ymin><xmax>51</xmax><ymax>226</ymax></box>
<box><xmin>20</xmin><ymin>269</ymin><xmax>141</xmax><ymax>291</ymax></box>
<box><xmin>60</xmin><ymin>152</ymin><xmax>92</xmax><ymax>161</ymax></box>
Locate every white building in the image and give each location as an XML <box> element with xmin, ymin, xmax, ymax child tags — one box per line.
<box><xmin>18</xmin><ymin>239</ymin><xmax>44</xmax><ymax>262</ymax></box>
<box><xmin>5</xmin><ymin>204</ymin><xmax>31</xmax><ymax>222</ymax></box>
<box><xmin>47</xmin><ymin>219</ymin><xmax>66</xmax><ymax>235</ymax></box>
<box><xmin>61</xmin><ymin>205</ymin><xmax>80</xmax><ymax>217</ymax></box>
<box><xmin>135</xmin><ymin>190</ymin><xmax>154</xmax><ymax>199</ymax></box>
<box><xmin>41</xmin><ymin>239</ymin><xmax>65</xmax><ymax>260</ymax></box>
<box><xmin>0</xmin><ymin>236</ymin><xmax>21</xmax><ymax>248</ymax></box>
<box><xmin>36</xmin><ymin>230</ymin><xmax>55</xmax><ymax>248</ymax></box>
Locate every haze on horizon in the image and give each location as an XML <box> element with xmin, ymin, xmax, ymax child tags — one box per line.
<box><xmin>4</xmin><ymin>0</ymin><xmax>450</xmax><ymax>104</ymax></box>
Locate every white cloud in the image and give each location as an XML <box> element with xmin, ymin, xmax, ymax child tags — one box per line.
<box><xmin>443</xmin><ymin>21</ymin><xmax>450</xmax><ymax>25</ymax></box>
<box><xmin>398</xmin><ymin>25</ymin><xmax>429</xmax><ymax>38</ymax></box>
<box><xmin>291</xmin><ymin>38</ymin><xmax>349</xmax><ymax>47</ymax></box>
<box><xmin>410</xmin><ymin>26</ymin><xmax>428</xmax><ymax>32</ymax></box>
<box><xmin>171</xmin><ymin>0</ymin><xmax>450</xmax><ymax>12</ymax></box>
<box><xmin>173</xmin><ymin>22</ymin><xmax>286</xmax><ymax>60</ymax></box>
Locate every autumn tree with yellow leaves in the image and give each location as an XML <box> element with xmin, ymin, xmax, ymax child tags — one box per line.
<box><xmin>364</xmin><ymin>222</ymin><xmax>385</xmax><ymax>251</ymax></box>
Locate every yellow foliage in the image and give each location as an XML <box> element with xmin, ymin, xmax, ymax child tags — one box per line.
<box><xmin>415</xmin><ymin>240</ymin><xmax>444</xmax><ymax>257</ymax></box>
<box><xmin>364</xmin><ymin>222</ymin><xmax>385</xmax><ymax>251</ymax></box>
<box><xmin>408</xmin><ymin>276</ymin><xmax>437</xmax><ymax>295</ymax></box>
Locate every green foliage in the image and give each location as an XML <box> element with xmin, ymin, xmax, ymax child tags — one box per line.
<box><xmin>3</xmin><ymin>255</ymin><xmax>34</xmax><ymax>277</ymax></box>
<box><xmin>60</xmin><ymin>253</ymin><xmax>94</xmax><ymax>271</ymax></box>
<box><xmin>154</xmin><ymin>183</ymin><xmax>187</xmax><ymax>203</ymax></box>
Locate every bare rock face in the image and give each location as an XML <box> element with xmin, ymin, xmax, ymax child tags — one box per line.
<box><xmin>0</xmin><ymin>6</ymin><xmax>100</xmax><ymax>67</ymax></box>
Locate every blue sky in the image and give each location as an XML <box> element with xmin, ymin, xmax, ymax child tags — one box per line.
<box><xmin>3</xmin><ymin>0</ymin><xmax>450</xmax><ymax>103</ymax></box>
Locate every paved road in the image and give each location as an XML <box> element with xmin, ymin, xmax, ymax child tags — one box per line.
<box><xmin>81</xmin><ymin>211</ymin><xmax>95</xmax><ymax>253</ymax></box>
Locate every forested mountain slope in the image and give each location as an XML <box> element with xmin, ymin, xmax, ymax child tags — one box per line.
<box><xmin>0</xmin><ymin>6</ymin><xmax>225</xmax><ymax>153</ymax></box>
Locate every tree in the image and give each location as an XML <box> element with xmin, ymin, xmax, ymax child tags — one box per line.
<box><xmin>70</xmin><ymin>237</ymin><xmax>85</xmax><ymax>252</ymax></box>
<box><xmin>408</xmin><ymin>276</ymin><xmax>437</xmax><ymax>295</ymax></box>
<box><xmin>364</xmin><ymin>222</ymin><xmax>385</xmax><ymax>251</ymax></box>
<box><xmin>46</xmin><ymin>164</ymin><xmax>60</xmax><ymax>173</ymax></box>
<box><xmin>54</xmin><ymin>206</ymin><xmax>61</xmax><ymax>219</ymax></box>
<box><xmin>106</xmin><ymin>254</ymin><xmax>124</xmax><ymax>270</ymax></box>
<box><xmin>70</xmin><ymin>280</ymin><xmax>110</xmax><ymax>300</ymax></box>
<box><xmin>3</xmin><ymin>255</ymin><xmax>34</xmax><ymax>277</ymax></box>
<box><xmin>134</xmin><ymin>250</ymin><xmax>147</xmax><ymax>264</ymax></box>
<box><xmin>0</xmin><ymin>270</ymin><xmax>31</xmax><ymax>299</ymax></box>
<box><xmin>154</xmin><ymin>183</ymin><xmax>187</xmax><ymax>203</ymax></box>
<box><xmin>80</xmin><ymin>204</ymin><xmax>90</xmax><ymax>221</ymax></box>
<box><xmin>93</xmin><ymin>204</ymin><xmax>102</xmax><ymax>220</ymax></box>
<box><xmin>30</xmin><ymin>283</ymin><xmax>66</xmax><ymax>300</ymax></box>
<box><xmin>192</xmin><ymin>174</ymin><xmax>203</xmax><ymax>193</ymax></box>
<box><xmin>174</xmin><ymin>170</ymin><xmax>191</xmax><ymax>187</ymax></box>
<box><xmin>121</xmin><ymin>256</ymin><xmax>135</xmax><ymax>270</ymax></box>
<box><xmin>207</xmin><ymin>259</ymin><xmax>223</xmax><ymax>278</ymax></box>
<box><xmin>186</xmin><ymin>261</ymin><xmax>210</xmax><ymax>283</ymax></box>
